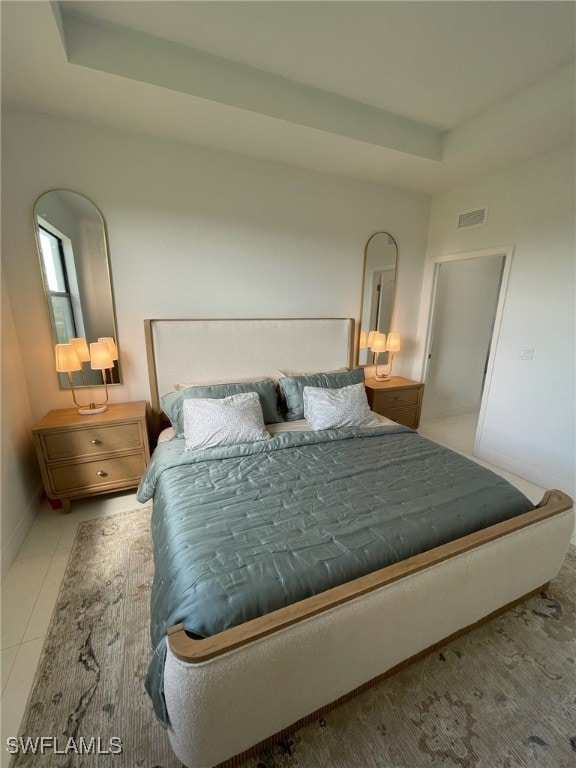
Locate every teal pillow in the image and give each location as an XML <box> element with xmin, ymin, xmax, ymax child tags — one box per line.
<box><xmin>162</xmin><ymin>379</ymin><xmax>282</xmax><ymax>436</ymax></box>
<box><xmin>279</xmin><ymin>368</ymin><xmax>365</xmax><ymax>421</ymax></box>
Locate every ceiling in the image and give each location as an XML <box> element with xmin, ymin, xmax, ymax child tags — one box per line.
<box><xmin>2</xmin><ymin>1</ymin><xmax>575</xmax><ymax>194</ymax></box>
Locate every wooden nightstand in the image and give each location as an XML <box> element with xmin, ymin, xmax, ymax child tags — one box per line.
<box><xmin>32</xmin><ymin>401</ymin><xmax>150</xmax><ymax>512</ymax></box>
<box><xmin>365</xmin><ymin>377</ymin><xmax>424</xmax><ymax>428</ymax></box>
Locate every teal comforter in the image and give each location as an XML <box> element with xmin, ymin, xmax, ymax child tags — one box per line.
<box><xmin>137</xmin><ymin>426</ymin><xmax>534</xmax><ymax>725</ymax></box>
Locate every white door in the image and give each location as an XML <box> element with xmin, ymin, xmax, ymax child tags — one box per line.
<box><xmin>423</xmin><ymin>254</ymin><xmax>505</xmax><ymax>421</ymax></box>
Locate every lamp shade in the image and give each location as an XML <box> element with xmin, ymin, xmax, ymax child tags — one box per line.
<box><xmin>55</xmin><ymin>344</ymin><xmax>82</xmax><ymax>373</ymax></box>
<box><xmin>69</xmin><ymin>337</ymin><xmax>90</xmax><ymax>363</ymax></box>
<box><xmin>97</xmin><ymin>337</ymin><xmax>118</xmax><ymax>360</ymax></box>
<box><xmin>370</xmin><ymin>333</ymin><xmax>387</xmax><ymax>354</ymax></box>
<box><xmin>359</xmin><ymin>331</ymin><xmax>367</xmax><ymax>349</ymax></box>
<box><xmin>89</xmin><ymin>342</ymin><xmax>114</xmax><ymax>371</ymax></box>
<box><xmin>367</xmin><ymin>330</ymin><xmax>377</xmax><ymax>348</ymax></box>
<box><xmin>386</xmin><ymin>333</ymin><xmax>401</xmax><ymax>352</ymax></box>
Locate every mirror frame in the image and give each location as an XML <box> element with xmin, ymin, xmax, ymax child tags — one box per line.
<box><xmin>33</xmin><ymin>189</ymin><xmax>121</xmax><ymax>388</ymax></box>
<box><xmin>358</xmin><ymin>231</ymin><xmax>398</xmax><ymax>366</ymax></box>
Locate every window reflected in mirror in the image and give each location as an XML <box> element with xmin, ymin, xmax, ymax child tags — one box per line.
<box><xmin>38</xmin><ymin>226</ymin><xmax>78</xmax><ymax>342</ymax></box>
<box><xmin>358</xmin><ymin>232</ymin><xmax>398</xmax><ymax>365</ymax></box>
<box><xmin>34</xmin><ymin>190</ymin><xmax>121</xmax><ymax>388</ymax></box>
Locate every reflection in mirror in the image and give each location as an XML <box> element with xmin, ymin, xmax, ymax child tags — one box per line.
<box><xmin>358</xmin><ymin>232</ymin><xmax>398</xmax><ymax>365</ymax></box>
<box><xmin>34</xmin><ymin>190</ymin><xmax>121</xmax><ymax>388</ymax></box>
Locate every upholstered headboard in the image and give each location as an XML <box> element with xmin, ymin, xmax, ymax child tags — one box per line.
<box><xmin>144</xmin><ymin>318</ymin><xmax>355</xmax><ymax>435</ymax></box>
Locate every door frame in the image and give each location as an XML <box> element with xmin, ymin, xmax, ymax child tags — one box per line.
<box><xmin>416</xmin><ymin>244</ymin><xmax>515</xmax><ymax>452</ymax></box>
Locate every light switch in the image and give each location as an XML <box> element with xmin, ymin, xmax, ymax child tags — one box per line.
<box><xmin>518</xmin><ymin>347</ymin><xmax>534</xmax><ymax>361</ymax></box>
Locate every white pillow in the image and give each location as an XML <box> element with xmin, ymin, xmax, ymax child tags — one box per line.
<box><xmin>183</xmin><ymin>392</ymin><xmax>270</xmax><ymax>451</ymax></box>
<box><xmin>303</xmin><ymin>382</ymin><xmax>380</xmax><ymax>431</ymax></box>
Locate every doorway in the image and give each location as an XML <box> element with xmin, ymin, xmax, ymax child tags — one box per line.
<box><xmin>369</xmin><ymin>268</ymin><xmax>396</xmax><ymax>335</ymax></box>
<box><xmin>420</xmin><ymin>247</ymin><xmax>512</xmax><ymax>455</ymax></box>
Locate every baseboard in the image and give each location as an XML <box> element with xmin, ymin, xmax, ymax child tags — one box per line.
<box><xmin>474</xmin><ymin>445</ymin><xmax>575</xmax><ymax>501</ymax></box>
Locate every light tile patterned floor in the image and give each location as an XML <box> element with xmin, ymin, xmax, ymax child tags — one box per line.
<box><xmin>1</xmin><ymin>418</ymin><xmax>574</xmax><ymax>747</ymax></box>
<box><xmin>0</xmin><ymin>491</ymin><xmax>146</xmax><ymax>748</ymax></box>
<box><xmin>418</xmin><ymin>411</ymin><xmax>560</xmax><ymax>505</ymax></box>
<box><xmin>418</xmin><ymin>410</ymin><xmax>480</xmax><ymax>455</ymax></box>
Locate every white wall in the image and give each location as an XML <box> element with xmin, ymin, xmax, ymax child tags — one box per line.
<box><xmin>0</xmin><ymin>272</ymin><xmax>41</xmax><ymax>577</ymax></box>
<box><xmin>2</xmin><ymin>109</ymin><xmax>431</xmax><ymax>419</ymax></box>
<box><xmin>423</xmin><ymin>145</ymin><xmax>575</xmax><ymax>496</ymax></box>
<box><xmin>1</xmin><ymin>108</ymin><xmax>431</xmax><ymax>568</ymax></box>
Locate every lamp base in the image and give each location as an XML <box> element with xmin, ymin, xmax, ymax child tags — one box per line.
<box><xmin>374</xmin><ymin>364</ymin><xmax>391</xmax><ymax>382</ymax></box>
<box><xmin>78</xmin><ymin>404</ymin><xmax>108</xmax><ymax>415</ymax></box>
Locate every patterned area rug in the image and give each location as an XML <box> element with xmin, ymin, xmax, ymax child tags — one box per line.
<box><xmin>10</xmin><ymin>508</ymin><xmax>576</xmax><ymax>768</ymax></box>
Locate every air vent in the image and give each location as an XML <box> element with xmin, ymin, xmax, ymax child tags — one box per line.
<box><xmin>457</xmin><ymin>205</ymin><xmax>489</xmax><ymax>230</ymax></box>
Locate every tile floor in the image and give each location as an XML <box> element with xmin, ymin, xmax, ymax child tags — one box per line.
<box><xmin>418</xmin><ymin>410</ymin><xmax>480</xmax><ymax>455</ymax></box>
<box><xmin>0</xmin><ymin>490</ymin><xmax>146</xmax><ymax>750</ymax></box>
<box><xmin>419</xmin><ymin>411</ymin><xmax>576</xmax><ymax>544</ymax></box>
<box><xmin>1</xmin><ymin>416</ymin><xmax>574</xmax><ymax>749</ymax></box>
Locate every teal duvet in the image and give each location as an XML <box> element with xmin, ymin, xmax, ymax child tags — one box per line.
<box><xmin>137</xmin><ymin>425</ymin><xmax>534</xmax><ymax>725</ymax></box>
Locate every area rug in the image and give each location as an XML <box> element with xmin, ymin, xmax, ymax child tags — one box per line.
<box><xmin>10</xmin><ymin>508</ymin><xmax>576</xmax><ymax>768</ymax></box>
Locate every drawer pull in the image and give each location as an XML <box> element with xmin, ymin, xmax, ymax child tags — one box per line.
<box><xmin>96</xmin><ymin>469</ymin><xmax>108</xmax><ymax>477</ymax></box>
<box><xmin>395</xmin><ymin>396</ymin><xmax>404</xmax><ymax>402</ymax></box>
<box><xmin>90</xmin><ymin>438</ymin><xmax>101</xmax><ymax>445</ymax></box>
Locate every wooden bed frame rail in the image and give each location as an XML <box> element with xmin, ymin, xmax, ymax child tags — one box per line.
<box><xmin>168</xmin><ymin>488</ymin><xmax>573</xmax><ymax>664</ymax></box>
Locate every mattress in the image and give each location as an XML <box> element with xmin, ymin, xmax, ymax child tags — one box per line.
<box><xmin>137</xmin><ymin>423</ymin><xmax>534</xmax><ymax>725</ymax></box>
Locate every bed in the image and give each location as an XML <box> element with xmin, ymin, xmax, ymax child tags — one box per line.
<box><xmin>137</xmin><ymin>318</ymin><xmax>574</xmax><ymax>768</ymax></box>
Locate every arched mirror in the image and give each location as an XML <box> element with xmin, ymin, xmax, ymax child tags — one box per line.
<box><xmin>34</xmin><ymin>190</ymin><xmax>121</xmax><ymax>388</ymax></box>
<box><xmin>358</xmin><ymin>231</ymin><xmax>398</xmax><ymax>365</ymax></box>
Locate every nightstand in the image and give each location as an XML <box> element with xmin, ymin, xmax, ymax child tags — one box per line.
<box><xmin>32</xmin><ymin>401</ymin><xmax>150</xmax><ymax>512</ymax></box>
<box><xmin>365</xmin><ymin>377</ymin><xmax>424</xmax><ymax>428</ymax></box>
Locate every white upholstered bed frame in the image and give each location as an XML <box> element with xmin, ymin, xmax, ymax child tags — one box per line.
<box><xmin>144</xmin><ymin>318</ymin><xmax>574</xmax><ymax>768</ymax></box>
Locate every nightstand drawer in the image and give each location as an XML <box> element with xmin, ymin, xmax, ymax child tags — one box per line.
<box><xmin>47</xmin><ymin>452</ymin><xmax>147</xmax><ymax>496</ymax></box>
<box><xmin>365</xmin><ymin>377</ymin><xmax>424</xmax><ymax>429</ymax></box>
<box><xmin>386</xmin><ymin>407</ymin><xmax>420</xmax><ymax>429</ymax></box>
<box><xmin>41</xmin><ymin>422</ymin><xmax>144</xmax><ymax>462</ymax></box>
<box><xmin>371</xmin><ymin>387</ymin><xmax>420</xmax><ymax>410</ymax></box>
